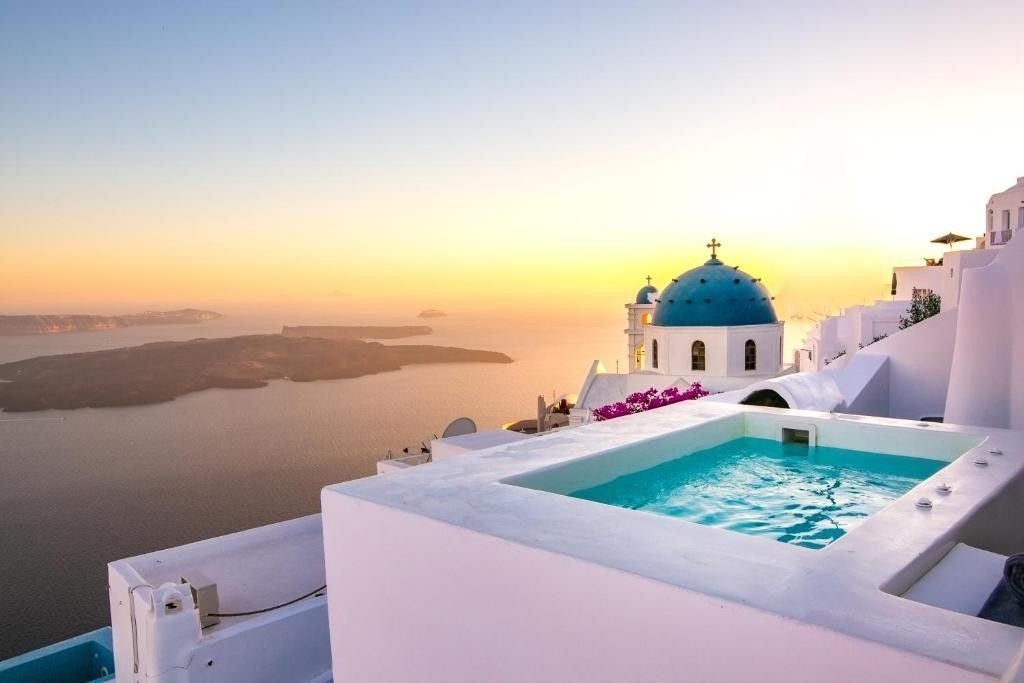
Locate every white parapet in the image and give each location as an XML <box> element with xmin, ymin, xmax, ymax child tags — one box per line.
<box><xmin>430</xmin><ymin>429</ymin><xmax>532</xmax><ymax>461</ymax></box>
<box><xmin>321</xmin><ymin>401</ymin><xmax>1024</xmax><ymax>681</ymax></box>
<box><xmin>108</xmin><ymin>515</ymin><xmax>330</xmax><ymax>682</ymax></box>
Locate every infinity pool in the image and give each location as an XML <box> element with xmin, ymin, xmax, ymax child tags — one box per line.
<box><xmin>570</xmin><ymin>437</ymin><xmax>946</xmax><ymax>549</ymax></box>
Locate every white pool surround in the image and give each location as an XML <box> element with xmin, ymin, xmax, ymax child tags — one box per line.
<box><xmin>503</xmin><ymin>411</ymin><xmax>976</xmax><ymax>496</ymax></box>
<box><xmin>322</xmin><ymin>402</ymin><xmax>1024</xmax><ymax>681</ymax></box>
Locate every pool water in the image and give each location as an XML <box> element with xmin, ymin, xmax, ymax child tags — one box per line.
<box><xmin>570</xmin><ymin>437</ymin><xmax>946</xmax><ymax>549</ymax></box>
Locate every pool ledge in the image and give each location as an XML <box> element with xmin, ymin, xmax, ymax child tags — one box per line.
<box><xmin>323</xmin><ymin>402</ymin><xmax>1024</xmax><ymax>680</ymax></box>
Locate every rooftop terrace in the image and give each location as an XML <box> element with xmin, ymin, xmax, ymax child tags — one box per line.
<box><xmin>324</xmin><ymin>402</ymin><xmax>1024</xmax><ymax>681</ymax></box>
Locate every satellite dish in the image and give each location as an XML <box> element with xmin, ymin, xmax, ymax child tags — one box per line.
<box><xmin>442</xmin><ymin>417</ymin><xmax>477</xmax><ymax>438</ymax></box>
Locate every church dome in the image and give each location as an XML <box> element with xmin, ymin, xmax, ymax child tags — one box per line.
<box><xmin>652</xmin><ymin>256</ymin><xmax>777</xmax><ymax>327</ymax></box>
<box><xmin>635</xmin><ymin>284</ymin><xmax>658</xmax><ymax>304</ymax></box>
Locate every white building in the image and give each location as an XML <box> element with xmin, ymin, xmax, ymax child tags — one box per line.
<box><xmin>798</xmin><ymin>176</ymin><xmax>1024</xmax><ymax>373</ymax></box>
<box><xmin>728</xmin><ymin>218</ymin><xmax>1024</xmax><ymax>426</ymax></box>
<box><xmin>986</xmin><ymin>175</ymin><xmax>1024</xmax><ymax>248</ymax></box>
<box><xmin>891</xmin><ymin>247</ymin><xmax>998</xmax><ymax>311</ymax></box>
<box><xmin>624</xmin><ymin>276</ymin><xmax>656</xmax><ymax>371</ymax></box>
<box><xmin>641</xmin><ymin>242</ymin><xmax>785</xmax><ymax>389</ymax></box>
<box><xmin>797</xmin><ymin>300</ymin><xmax>906</xmax><ymax>371</ymax></box>
<box><xmin>573</xmin><ymin>240</ymin><xmax>787</xmax><ymax>424</ymax></box>
<box><xmin>800</xmin><ymin>245</ymin><xmax>998</xmax><ymax>373</ymax></box>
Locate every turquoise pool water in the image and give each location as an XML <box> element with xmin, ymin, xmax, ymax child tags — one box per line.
<box><xmin>571</xmin><ymin>437</ymin><xmax>946</xmax><ymax>549</ymax></box>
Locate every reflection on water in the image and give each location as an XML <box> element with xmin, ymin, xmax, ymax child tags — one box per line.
<box><xmin>572</xmin><ymin>437</ymin><xmax>944</xmax><ymax>550</ymax></box>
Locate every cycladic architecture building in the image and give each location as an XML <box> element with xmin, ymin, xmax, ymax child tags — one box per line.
<box><xmin>798</xmin><ymin>175</ymin><xmax>1024</xmax><ymax>374</ymax></box>
<box><xmin>643</xmin><ymin>238</ymin><xmax>784</xmax><ymax>387</ymax></box>
<box><xmin>624</xmin><ymin>276</ymin><xmax>657</xmax><ymax>370</ymax></box>
<box><xmin>985</xmin><ymin>175</ymin><xmax>1024</xmax><ymax>248</ymax></box>
<box><xmin>731</xmin><ymin>175</ymin><xmax>1024</xmax><ymax>426</ymax></box>
<box><xmin>574</xmin><ymin>239</ymin><xmax>787</xmax><ymax>424</ymax></box>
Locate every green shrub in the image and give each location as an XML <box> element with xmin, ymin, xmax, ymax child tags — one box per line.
<box><xmin>899</xmin><ymin>289</ymin><xmax>941</xmax><ymax>330</ymax></box>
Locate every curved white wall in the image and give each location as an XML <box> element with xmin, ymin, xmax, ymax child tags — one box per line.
<box><xmin>945</xmin><ymin>232</ymin><xmax>1024</xmax><ymax>428</ymax></box>
<box><xmin>737</xmin><ymin>371</ymin><xmax>846</xmax><ymax>412</ymax></box>
<box><xmin>855</xmin><ymin>309</ymin><xmax>958</xmax><ymax>421</ymax></box>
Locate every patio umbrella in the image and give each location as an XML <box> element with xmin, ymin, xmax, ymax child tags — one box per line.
<box><xmin>930</xmin><ymin>232</ymin><xmax>970</xmax><ymax>249</ymax></box>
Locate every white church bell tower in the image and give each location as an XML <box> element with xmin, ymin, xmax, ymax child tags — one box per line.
<box><xmin>625</xmin><ymin>275</ymin><xmax>657</xmax><ymax>372</ymax></box>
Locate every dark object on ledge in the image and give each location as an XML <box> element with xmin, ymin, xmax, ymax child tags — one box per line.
<box><xmin>1006</xmin><ymin>553</ymin><xmax>1024</xmax><ymax>603</ymax></box>
<box><xmin>976</xmin><ymin>554</ymin><xmax>1024</xmax><ymax>628</ymax></box>
<box><xmin>977</xmin><ymin>580</ymin><xmax>1024</xmax><ymax>628</ymax></box>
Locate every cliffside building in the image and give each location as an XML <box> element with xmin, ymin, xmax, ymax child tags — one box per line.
<box><xmin>573</xmin><ymin>239</ymin><xmax>788</xmax><ymax>425</ymax></box>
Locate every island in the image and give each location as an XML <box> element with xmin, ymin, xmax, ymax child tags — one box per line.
<box><xmin>417</xmin><ymin>309</ymin><xmax>446</xmax><ymax>319</ymax></box>
<box><xmin>0</xmin><ymin>309</ymin><xmax>223</xmax><ymax>336</ymax></box>
<box><xmin>281</xmin><ymin>325</ymin><xmax>432</xmax><ymax>340</ymax></box>
<box><xmin>0</xmin><ymin>334</ymin><xmax>512</xmax><ymax>412</ymax></box>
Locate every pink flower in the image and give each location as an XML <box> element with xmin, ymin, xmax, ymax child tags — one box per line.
<box><xmin>591</xmin><ymin>383</ymin><xmax>708</xmax><ymax>421</ymax></box>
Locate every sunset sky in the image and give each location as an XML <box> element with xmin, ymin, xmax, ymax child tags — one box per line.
<box><xmin>2</xmin><ymin>1</ymin><xmax>1023</xmax><ymax>321</ymax></box>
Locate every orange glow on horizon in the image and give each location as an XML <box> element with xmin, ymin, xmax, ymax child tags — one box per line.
<box><xmin>3</xmin><ymin>4</ymin><xmax>1022</xmax><ymax>321</ymax></box>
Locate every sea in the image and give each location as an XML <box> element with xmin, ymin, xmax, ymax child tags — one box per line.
<box><xmin>0</xmin><ymin>313</ymin><xmax>812</xmax><ymax>658</ymax></box>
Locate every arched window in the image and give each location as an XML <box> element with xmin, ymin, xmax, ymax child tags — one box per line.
<box><xmin>691</xmin><ymin>340</ymin><xmax>705</xmax><ymax>371</ymax></box>
<box><xmin>641</xmin><ymin>313</ymin><xmax>652</xmax><ymax>325</ymax></box>
<box><xmin>634</xmin><ymin>344</ymin><xmax>644</xmax><ymax>370</ymax></box>
<box><xmin>651</xmin><ymin>339</ymin><xmax>659</xmax><ymax>369</ymax></box>
<box><xmin>745</xmin><ymin>339</ymin><xmax>757</xmax><ymax>371</ymax></box>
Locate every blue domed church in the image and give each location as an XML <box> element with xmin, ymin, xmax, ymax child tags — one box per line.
<box><xmin>626</xmin><ymin>239</ymin><xmax>785</xmax><ymax>392</ymax></box>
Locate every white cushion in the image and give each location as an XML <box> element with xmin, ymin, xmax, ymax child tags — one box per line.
<box><xmin>903</xmin><ymin>543</ymin><xmax>1007</xmax><ymax>616</ymax></box>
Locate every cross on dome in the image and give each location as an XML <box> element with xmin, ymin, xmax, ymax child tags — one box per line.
<box><xmin>706</xmin><ymin>238</ymin><xmax>722</xmax><ymax>260</ymax></box>
<box><xmin>645</xmin><ymin>275</ymin><xmax>653</xmax><ymax>286</ymax></box>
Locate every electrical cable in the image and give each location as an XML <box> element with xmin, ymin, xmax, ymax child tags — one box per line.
<box><xmin>204</xmin><ymin>584</ymin><xmax>326</xmax><ymax>623</ymax></box>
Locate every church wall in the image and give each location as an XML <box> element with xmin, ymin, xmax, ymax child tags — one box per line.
<box><xmin>652</xmin><ymin>326</ymin><xmax>729</xmax><ymax>377</ymax></box>
<box><xmin>724</xmin><ymin>324</ymin><xmax>784</xmax><ymax>377</ymax></box>
<box><xmin>644</xmin><ymin>323</ymin><xmax>783</xmax><ymax>387</ymax></box>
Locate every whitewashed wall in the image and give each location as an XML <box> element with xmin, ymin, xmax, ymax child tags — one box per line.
<box><xmin>643</xmin><ymin>323</ymin><xmax>783</xmax><ymax>390</ymax></box>
<box><xmin>856</xmin><ymin>308</ymin><xmax>958</xmax><ymax>421</ymax></box>
<box><xmin>946</xmin><ymin>230</ymin><xmax>1024</xmax><ymax>428</ymax></box>
<box><xmin>799</xmin><ymin>303</ymin><xmax>903</xmax><ymax>373</ymax></box>
<box><xmin>893</xmin><ymin>250</ymin><xmax>997</xmax><ymax>308</ymax></box>
<box><xmin>321</xmin><ymin>492</ymin><xmax>993</xmax><ymax>683</ymax></box>
<box><xmin>624</xmin><ymin>302</ymin><xmax>654</xmax><ymax>372</ymax></box>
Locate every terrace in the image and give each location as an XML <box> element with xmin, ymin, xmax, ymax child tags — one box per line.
<box><xmin>323</xmin><ymin>401</ymin><xmax>1024</xmax><ymax>681</ymax></box>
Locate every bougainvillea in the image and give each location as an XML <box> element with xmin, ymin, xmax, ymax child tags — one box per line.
<box><xmin>591</xmin><ymin>384</ymin><xmax>709</xmax><ymax>422</ymax></box>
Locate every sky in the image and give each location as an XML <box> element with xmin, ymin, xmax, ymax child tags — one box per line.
<box><xmin>2</xmin><ymin>1</ymin><xmax>1023</xmax><ymax>322</ymax></box>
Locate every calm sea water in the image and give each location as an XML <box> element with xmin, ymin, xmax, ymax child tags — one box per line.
<box><xmin>572</xmin><ymin>437</ymin><xmax>945</xmax><ymax>549</ymax></box>
<box><xmin>0</xmin><ymin>314</ymin><xmax>812</xmax><ymax>658</ymax></box>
